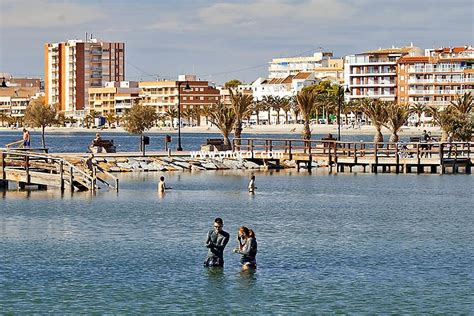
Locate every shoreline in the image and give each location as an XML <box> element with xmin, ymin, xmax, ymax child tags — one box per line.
<box><xmin>0</xmin><ymin>124</ymin><xmax>442</xmax><ymax>136</ymax></box>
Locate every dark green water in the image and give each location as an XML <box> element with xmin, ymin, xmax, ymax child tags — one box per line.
<box><xmin>1</xmin><ymin>170</ymin><xmax>473</xmax><ymax>313</ymax></box>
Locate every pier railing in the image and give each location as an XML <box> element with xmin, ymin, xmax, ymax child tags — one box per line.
<box><xmin>0</xmin><ymin>149</ymin><xmax>118</xmax><ymax>191</ymax></box>
<box><xmin>232</xmin><ymin>138</ymin><xmax>473</xmax><ymax>163</ymax></box>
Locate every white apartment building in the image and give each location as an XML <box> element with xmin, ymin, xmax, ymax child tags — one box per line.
<box><xmin>344</xmin><ymin>45</ymin><xmax>423</xmax><ymax>102</ymax></box>
<box><xmin>268</xmin><ymin>52</ymin><xmax>336</xmax><ymax>78</ymax></box>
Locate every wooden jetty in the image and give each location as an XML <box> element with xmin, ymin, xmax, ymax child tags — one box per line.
<box><xmin>233</xmin><ymin>138</ymin><xmax>474</xmax><ymax>174</ymax></box>
<box><xmin>0</xmin><ymin>148</ymin><xmax>118</xmax><ymax>191</ymax></box>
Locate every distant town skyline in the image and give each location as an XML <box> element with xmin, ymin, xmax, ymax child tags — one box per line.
<box><xmin>1</xmin><ymin>0</ymin><xmax>473</xmax><ymax>84</ymax></box>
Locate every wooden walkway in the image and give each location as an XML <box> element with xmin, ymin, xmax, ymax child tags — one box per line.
<box><xmin>233</xmin><ymin>138</ymin><xmax>474</xmax><ymax>174</ymax></box>
<box><xmin>0</xmin><ymin>149</ymin><xmax>118</xmax><ymax>191</ymax></box>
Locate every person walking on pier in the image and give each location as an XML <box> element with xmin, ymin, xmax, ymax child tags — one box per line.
<box><xmin>204</xmin><ymin>217</ymin><xmax>230</xmax><ymax>268</ymax></box>
<box><xmin>22</xmin><ymin>128</ymin><xmax>30</xmax><ymax>148</ymax></box>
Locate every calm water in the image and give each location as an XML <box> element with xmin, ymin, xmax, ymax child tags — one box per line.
<box><xmin>1</xmin><ymin>170</ymin><xmax>473</xmax><ymax>313</ymax></box>
<box><xmin>0</xmin><ymin>130</ymin><xmax>406</xmax><ymax>153</ymax></box>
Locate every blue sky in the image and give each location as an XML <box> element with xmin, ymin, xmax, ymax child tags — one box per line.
<box><xmin>0</xmin><ymin>0</ymin><xmax>473</xmax><ymax>84</ymax></box>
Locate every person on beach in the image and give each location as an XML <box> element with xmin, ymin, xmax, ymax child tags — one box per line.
<box><xmin>248</xmin><ymin>175</ymin><xmax>257</xmax><ymax>193</ymax></box>
<box><xmin>204</xmin><ymin>217</ymin><xmax>230</xmax><ymax>268</ymax></box>
<box><xmin>233</xmin><ymin>226</ymin><xmax>257</xmax><ymax>270</ymax></box>
<box><xmin>22</xmin><ymin>128</ymin><xmax>30</xmax><ymax>148</ymax></box>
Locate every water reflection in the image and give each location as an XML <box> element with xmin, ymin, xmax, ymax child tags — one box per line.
<box><xmin>236</xmin><ymin>269</ymin><xmax>257</xmax><ymax>289</ymax></box>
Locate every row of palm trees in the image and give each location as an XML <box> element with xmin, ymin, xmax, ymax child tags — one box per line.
<box><xmin>204</xmin><ymin>83</ymin><xmax>473</xmax><ymax>146</ymax></box>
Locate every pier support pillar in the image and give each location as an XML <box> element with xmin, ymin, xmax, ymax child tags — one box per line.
<box><xmin>18</xmin><ymin>182</ymin><xmax>26</xmax><ymax>190</ymax></box>
<box><xmin>37</xmin><ymin>184</ymin><xmax>47</xmax><ymax>190</ymax></box>
<box><xmin>430</xmin><ymin>166</ymin><xmax>437</xmax><ymax>174</ymax></box>
<box><xmin>0</xmin><ymin>180</ymin><xmax>8</xmax><ymax>189</ymax></box>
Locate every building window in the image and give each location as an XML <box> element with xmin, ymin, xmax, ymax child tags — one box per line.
<box><xmin>200</xmin><ymin>97</ymin><xmax>204</xmax><ymax>100</ymax></box>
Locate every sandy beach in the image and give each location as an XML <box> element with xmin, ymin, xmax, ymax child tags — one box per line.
<box><xmin>0</xmin><ymin>124</ymin><xmax>442</xmax><ymax>137</ymax></box>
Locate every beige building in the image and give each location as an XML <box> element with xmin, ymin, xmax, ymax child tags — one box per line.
<box><xmin>0</xmin><ymin>87</ymin><xmax>42</xmax><ymax>118</ymax></box>
<box><xmin>44</xmin><ymin>38</ymin><xmax>125</xmax><ymax>118</ymax></box>
<box><xmin>139</xmin><ymin>75</ymin><xmax>220</xmax><ymax>125</ymax></box>
<box><xmin>397</xmin><ymin>46</ymin><xmax>474</xmax><ymax>107</ymax></box>
<box><xmin>88</xmin><ymin>81</ymin><xmax>140</xmax><ymax>117</ymax></box>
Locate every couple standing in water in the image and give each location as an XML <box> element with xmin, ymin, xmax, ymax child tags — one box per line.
<box><xmin>204</xmin><ymin>217</ymin><xmax>258</xmax><ymax>270</ymax></box>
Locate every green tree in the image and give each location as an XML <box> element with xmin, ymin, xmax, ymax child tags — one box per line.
<box><xmin>296</xmin><ymin>89</ymin><xmax>317</xmax><ymax>140</ymax></box>
<box><xmin>105</xmin><ymin>112</ymin><xmax>116</xmax><ymax>128</ymax></box>
<box><xmin>229</xmin><ymin>89</ymin><xmax>253</xmax><ymax>145</ymax></box>
<box><xmin>122</xmin><ymin>103</ymin><xmax>158</xmax><ymax>149</ymax></box>
<box><xmin>383</xmin><ymin>102</ymin><xmax>411</xmax><ymax>142</ymax></box>
<box><xmin>449</xmin><ymin>92</ymin><xmax>473</xmax><ymax>115</ymax></box>
<box><xmin>224</xmin><ymin>79</ymin><xmax>242</xmax><ymax>89</ymax></box>
<box><xmin>204</xmin><ymin>101</ymin><xmax>236</xmax><ymax>148</ymax></box>
<box><xmin>359</xmin><ymin>98</ymin><xmax>388</xmax><ymax>143</ymax></box>
<box><xmin>165</xmin><ymin>108</ymin><xmax>177</xmax><ymax>128</ymax></box>
<box><xmin>23</xmin><ymin>97</ymin><xmax>58</xmax><ymax>147</ymax></box>
<box><xmin>410</xmin><ymin>102</ymin><xmax>426</xmax><ymax>126</ymax></box>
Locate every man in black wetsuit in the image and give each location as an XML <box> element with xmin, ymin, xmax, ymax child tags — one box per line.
<box><xmin>204</xmin><ymin>217</ymin><xmax>230</xmax><ymax>267</ymax></box>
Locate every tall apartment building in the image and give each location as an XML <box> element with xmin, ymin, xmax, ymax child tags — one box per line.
<box><xmin>139</xmin><ymin>75</ymin><xmax>220</xmax><ymax>125</ymax></box>
<box><xmin>44</xmin><ymin>38</ymin><xmax>125</xmax><ymax>118</ymax></box>
<box><xmin>268</xmin><ymin>51</ymin><xmax>337</xmax><ymax>79</ymax></box>
<box><xmin>344</xmin><ymin>45</ymin><xmax>423</xmax><ymax>102</ymax></box>
<box><xmin>397</xmin><ymin>46</ymin><xmax>474</xmax><ymax>107</ymax></box>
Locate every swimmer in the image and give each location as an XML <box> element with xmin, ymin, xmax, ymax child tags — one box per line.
<box><xmin>248</xmin><ymin>175</ymin><xmax>257</xmax><ymax>193</ymax></box>
<box><xmin>158</xmin><ymin>176</ymin><xmax>171</xmax><ymax>192</ymax></box>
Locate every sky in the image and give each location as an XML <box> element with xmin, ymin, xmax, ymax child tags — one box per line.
<box><xmin>0</xmin><ymin>0</ymin><xmax>473</xmax><ymax>84</ymax></box>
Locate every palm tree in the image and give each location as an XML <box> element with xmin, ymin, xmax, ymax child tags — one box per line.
<box><xmin>105</xmin><ymin>112</ymin><xmax>116</xmax><ymax>128</ymax></box>
<box><xmin>0</xmin><ymin>112</ymin><xmax>9</xmax><ymax>127</ymax></box>
<box><xmin>85</xmin><ymin>110</ymin><xmax>100</xmax><ymax>128</ymax></box>
<box><xmin>425</xmin><ymin>105</ymin><xmax>472</xmax><ymax>141</ymax></box>
<box><xmin>289</xmin><ymin>95</ymin><xmax>299</xmax><ymax>123</ymax></box>
<box><xmin>252</xmin><ymin>100</ymin><xmax>265</xmax><ymax>125</ymax></box>
<box><xmin>261</xmin><ymin>95</ymin><xmax>274</xmax><ymax>125</ymax></box>
<box><xmin>204</xmin><ymin>101</ymin><xmax>236</xmax><ymax>148</ymax></box>
<box><xmin>296</xmin><ymin>89</ymin><xmax>317</xmax><ymax>140</ymax></box>
<box><xmin>280</xmin><ymin>97</ymin><xmax>292</xmax><ymax>124</ymax></box>
<box><xmin>449</xmin><ymin>91</ymin><xmax>473</xmax><ymax>115</ymax></box>
<box><xmin>359</xmin><ymin>98</ymin><xmax>388</xmax><ymax>143</ymax></box>
<box><xmin>410</xmin><ymin>102</ymin><xmax>426</xmax><ymax>127</ymax></box>
<box><xmin>270</xmin><ymin>96</ymin><xmax>287</xmax><ymax>125</ymax></box>
<box><xmin>229</xmin><ymin>89</ymin><xmax>253</xmax><ymax>144</ymax></box>
<box><xmin>383</xmin><ymin>102</ymin><xmax>411</xmax><ymax>142</ymax></box>
<box><xmin>165</xmin><ymin>108</ymin><xmax>177</xmax><ymax>128</ymax></box>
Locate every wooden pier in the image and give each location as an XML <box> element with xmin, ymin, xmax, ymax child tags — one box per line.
<box><xmin>233</xmin><ymin>138</ymin><xmax>474</xmax><ymax>174</ymax></box>
<box><xmin>0</xmin><ymin>149</ymin><xmax>118</xmax><ymax>191</ymax></box>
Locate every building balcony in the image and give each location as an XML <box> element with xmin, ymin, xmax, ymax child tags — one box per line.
<box><xmin>351</xmin><ymin>82</ymin><xmax>396</xmax><ymax>87</ymax></box>
<box><xmin>348</xmin><ymin>94</ymin><xmax>396</xmax><ymax>99</ymax></box>
<box><xmin>349</xmin><ymin>72</ymin><xmax>395</xmax><ymax>77</ymax></box>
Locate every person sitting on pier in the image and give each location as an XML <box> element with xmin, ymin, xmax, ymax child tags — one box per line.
<box><xmin>94</xmin><ymin>133</ymin><xmax>102</xmax><ymax>143</ymax></box>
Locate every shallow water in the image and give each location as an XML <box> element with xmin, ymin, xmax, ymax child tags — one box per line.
<box><xmin>1</xmin><ymin>170</ymin><xmax>473</xmax><ymax>313</ymax></box>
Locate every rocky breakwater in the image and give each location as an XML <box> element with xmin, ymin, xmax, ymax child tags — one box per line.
<box><xmin>89</xmin><ymin>156</ymin><xmax>291</xmax><ymax>172</ymax></box>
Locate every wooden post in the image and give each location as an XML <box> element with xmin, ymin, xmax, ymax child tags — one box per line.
<box><xmin>25</xmin><ymin>155</ymin><xmax>30</xmax><ymax>184</ymax></box>
<box><xmin>439</xmin><ymin>143</ymin><xmax>444</xmax><ymax>174</ymax></box>
<box><xmin>374</xmin><ymin>144</ymin><xmax>378</xmax><ymax>174</ymax></box>
<box><xmin>250</xmin><ymin>139</ymin><xmax>254</xmax><ymax>159</ymax></box>
<box><xmin>59</xmin><ymin>161</ymin><xmax>64</xmax><ymax>191</ymax></box>
<box><xmin>395</xmin><ymin>143</ymin><xmax>400</xmax><ymax>174</ymax></box>
<box><xmin>0</xmin><ymin>152</ymin><xmax>5</xmax><ymax>179</ymax></box>
<box><xmin>115</xmin><ymin>178</ymin><xmax>119</xmax><ymax>191</ymax></box>
<box><xmin>92</xmin><ymin>166</ymin><xmax>97</xmax><ymax>191</ymax></box>
<box><xmin>69</xmin><ymin>166</ymin><xmax>74</xmax><ymax>191</ymax></box>
<box><xmin>288</xmin><ymin>140</ymin><xmax>292</xmax><ymax>160</ymax></box>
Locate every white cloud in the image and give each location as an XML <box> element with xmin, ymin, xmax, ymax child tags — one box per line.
<box><xmin>1</xmin><ymin>0</ymin><xmax>105</xmax><ymax>28</ymax></box>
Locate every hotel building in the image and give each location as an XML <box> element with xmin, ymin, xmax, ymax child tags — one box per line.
<box><xmin>397</xmin><ymin>46</ymin><xmax>474</xmax><ymax>107</ymax></box>
<box><xmin>344</xmin><ymin>45</ymin><xmax>423</xmax><ymax>101</ymax></box>
<box><xmin>44</xmin><ymin>38</ymin><xmax>125</xmax><ymax>118</ymax></box>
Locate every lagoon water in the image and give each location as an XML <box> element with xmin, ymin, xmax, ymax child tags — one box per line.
<box><xmin>1</xmin><ymin>170</ymin><xmax>473</xmax><ymax>313</ymax></box>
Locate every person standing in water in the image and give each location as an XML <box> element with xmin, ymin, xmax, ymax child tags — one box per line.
<box><xmin>158</xmin><ymin>176</ymin><xmax>170</xmax><ymax>193</ymax></box>
<box><xmin>204</xmin><ymin>217</ymin><xmax>230</xmax><ymax>268</ymax></box>
<box><xmin>233</xmin><ymin>226</ymin><xmax>258</xmax><ymax>270</ymax></box>
<box><xmin>248</xmin><ymin>175</ymin><xmax>257</xmax><ymax>193</ymax></box>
